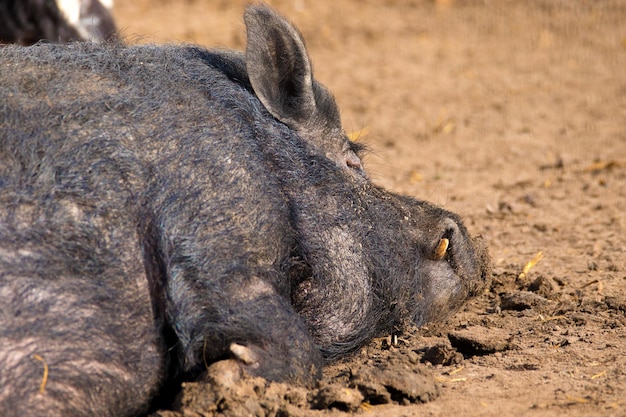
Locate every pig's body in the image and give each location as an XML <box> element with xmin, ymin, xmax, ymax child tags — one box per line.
<box><xmin>0</xmin><ymin>6</ymin><xmax>489</xmax><ymax>417</ymax></box>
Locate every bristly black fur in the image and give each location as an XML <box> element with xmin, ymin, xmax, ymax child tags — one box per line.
<box><xmin>0</xmin><ymin>5</ymin><xmax>490</xmax><ymax>417</ymax></box>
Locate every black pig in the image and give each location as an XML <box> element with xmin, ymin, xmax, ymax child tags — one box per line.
<box><xmin>0</xmin><ymin>5</ymin><xmax>490</xmax><ymax>417</ymax></box>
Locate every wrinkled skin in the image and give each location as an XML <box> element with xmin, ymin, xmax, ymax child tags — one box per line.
<box><xmin>0</xmin><ymin>5</ymin><xmax>490</xmax><ymax>417</ymax></box>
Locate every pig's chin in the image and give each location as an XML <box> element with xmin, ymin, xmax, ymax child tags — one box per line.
<box><xmin>412</xmin><ymin>260</ymin><xmax>464</xmax><ymax>327</ymax></box>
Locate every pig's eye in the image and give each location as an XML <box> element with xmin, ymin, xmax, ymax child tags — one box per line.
<box><xmin>345</xmin><ymin>140</ymin><xmax>367</xmax><ymax>174</ymax></box>
<box><xmin>345</xmin><ymin>151</ymin><xmax>363</xmax><ymax>171</ymax></box>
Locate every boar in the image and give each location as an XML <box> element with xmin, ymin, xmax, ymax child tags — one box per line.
<box><xmin>0</xmin><ymin>5</ymin><xmax>490</xmax><ymax>417</ymax></box>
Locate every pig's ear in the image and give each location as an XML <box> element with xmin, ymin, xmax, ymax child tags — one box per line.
<box><xmin>244</xmin><ymin>5</ymin><xmax>340</xmax><ymax>131</ymax></box>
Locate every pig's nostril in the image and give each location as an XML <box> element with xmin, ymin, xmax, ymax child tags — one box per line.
<box><xmin>433</xmin><ymin>238</ymin><xmax>449</xmax><ymax>261</ymax></box>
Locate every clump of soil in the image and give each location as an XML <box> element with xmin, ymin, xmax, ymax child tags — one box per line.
<box><xmin>154</xmin><ymin>358</ymin><xmax>438</xmax><ymax>416</ymax></box>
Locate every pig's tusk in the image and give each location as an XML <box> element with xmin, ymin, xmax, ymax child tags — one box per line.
<box><xmin>434</xmin><ymin>238</ymin><xmax>449</xmax><ymax>260</ymax></box>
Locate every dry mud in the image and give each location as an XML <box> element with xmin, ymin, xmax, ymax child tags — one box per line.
<box><xmin>113</xmin><ymin>1</ymin><xmax>626</xmax><ymax>416</ymax></box>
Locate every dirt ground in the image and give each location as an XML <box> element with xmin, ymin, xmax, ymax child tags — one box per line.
<box><xmin>113</xmin><ymin>1</ymin><xmax>626</xmax><ymax>416</ymax></box>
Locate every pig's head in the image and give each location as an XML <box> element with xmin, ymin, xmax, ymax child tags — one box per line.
<box><xmin>243</xmin><ymin>5</ymin><xmax>490</xmax><ymax>358</ymax></box>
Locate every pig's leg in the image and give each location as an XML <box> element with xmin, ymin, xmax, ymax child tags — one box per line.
<box><xmin>163</xmin><ymin>271</ymin><xmax>323</xmax><ymax>386</ymax></box>
<box><xmin>145</xmin><ymin>146</ymin><xmax>323</xmax><ymax>385</ymax></box>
